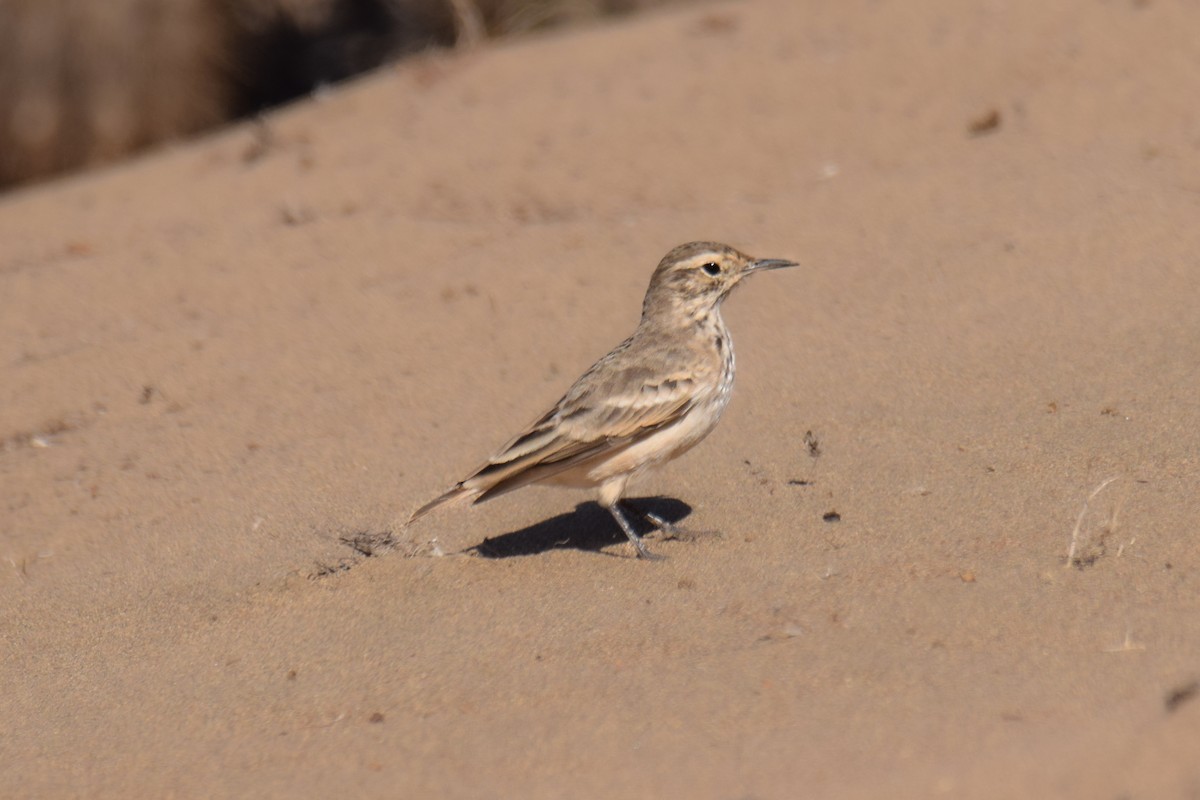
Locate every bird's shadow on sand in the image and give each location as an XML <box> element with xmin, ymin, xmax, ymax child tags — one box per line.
<box><xmin>468</xmin><ymin>496</ymin><xmax>693</xmax><ymax>559</ymax></box>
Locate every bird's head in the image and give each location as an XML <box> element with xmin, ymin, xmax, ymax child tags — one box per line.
<box><xmin>641</xmin><ymin>241</ymin><xmax>798</xmax><ymax>321</ymax></box>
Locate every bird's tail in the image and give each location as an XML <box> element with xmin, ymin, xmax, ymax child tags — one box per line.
<box><xmin>406</xmin><ymin>482</ymin><xmax>477</xmax><ymax>526</ymax></box>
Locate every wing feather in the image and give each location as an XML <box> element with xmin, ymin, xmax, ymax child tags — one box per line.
<box><xmin>464</xmin><ymin>373</ymin><xmax>699</xmax><ymax>500</ymax></box>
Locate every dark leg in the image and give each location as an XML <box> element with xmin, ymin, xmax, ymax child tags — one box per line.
<box><xmin>620</xmin><ymin>500</ymin><xmax>720</xmax><ymax>542</ymax></box>
<box><xmin>606</xmin><ymin>502</ymin><xmax>664</xmax><ymax>560</ymax></box>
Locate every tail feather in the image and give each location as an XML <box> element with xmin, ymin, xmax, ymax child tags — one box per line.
<box><xmin>407</xmin><ymin>417</ymin><xmax>647</xmax><ymax>526</ymax></box>
<box><xmin>408</xmin><ymin>428</ymin><xmax>645</xmax><ymax>526</ymax></box>
<box><xmin>407</xmin><ymin>483</ymin><xmax>476</xmax><ymax>525</ymax></box>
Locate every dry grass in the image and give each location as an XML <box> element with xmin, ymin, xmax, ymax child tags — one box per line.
<box><xmin>1065</xmin><ymin>476</ymin><xmax>1129</xmax><ymax>569</ymax></box>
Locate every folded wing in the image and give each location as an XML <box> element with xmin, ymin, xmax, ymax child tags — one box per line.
<box><xmin>408</xmin><ymin>370</ymin><xmax>699</xmax><ymax>522</ymax></box>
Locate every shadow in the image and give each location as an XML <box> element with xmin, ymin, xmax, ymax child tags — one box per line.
<box><xmin>469</xmin><ymin>496</ymin><xmax>693</xmax><ymax>559</ymax></box>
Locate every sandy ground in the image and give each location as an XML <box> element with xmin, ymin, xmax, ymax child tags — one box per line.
<box><xmin>3</xmin><ymin>0</ymin><xmax>1200</xmax><ymax>796</ymax></box>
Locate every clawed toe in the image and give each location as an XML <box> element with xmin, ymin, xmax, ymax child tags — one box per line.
<box><xmin>634</xmin><ymin>545</ymin><xmax>667</xmax><ymax>561</ymax></box>
<box><xmin>643</xmin><ymin>511</ymin><xmax>721</xmax><ymax>542</ymax></box>
<box><xmin>610</xmin><ymin>501</ymin><xmax>719</xmax><ymax>558</ymax></box>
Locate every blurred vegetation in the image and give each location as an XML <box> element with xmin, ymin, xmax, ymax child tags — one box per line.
<box><xmin>0</xmin><ymin>0</ymin><xmax>689</xmax><ymax>190</ymax></box>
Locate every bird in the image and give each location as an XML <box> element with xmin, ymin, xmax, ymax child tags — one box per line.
<box><xmin>407</xmin><ymin>241</ymin><xmax>798</xmax><ymax>559</ymax></box>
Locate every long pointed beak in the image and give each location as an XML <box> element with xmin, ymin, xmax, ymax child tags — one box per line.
<box><xmin>749</xmin><ymin>258</ymin><xmax>799</xmax><ymax>272</ymax></box>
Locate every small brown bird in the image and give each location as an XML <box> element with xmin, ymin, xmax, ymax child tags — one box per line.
<box><xmin>408</xmin><ymin>241</ymin><xmax>798</xmax><ymax>559</ymax></box>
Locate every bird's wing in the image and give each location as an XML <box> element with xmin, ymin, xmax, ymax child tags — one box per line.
<box><xmin>459</xmin><ymin>370</ymin><xmax>702</xmax><ymax>503</ymax></box>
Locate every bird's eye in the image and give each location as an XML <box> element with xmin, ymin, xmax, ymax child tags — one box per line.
<box><xmin>701</xmin><ymin>262</ymin><xmax>721</xmax><ymax>276</ymax></box>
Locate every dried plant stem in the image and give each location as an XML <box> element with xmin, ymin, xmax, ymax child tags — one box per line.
<box><xmin>1065</xmin><ymin>475</ymin><xmax>1119</xmax><ymax>567</ymax></box>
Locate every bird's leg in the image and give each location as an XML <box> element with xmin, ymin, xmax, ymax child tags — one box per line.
<box><xmin>606</xmin><ymin>502</ymin><xmax>664</xmax><ymax>560</ymax></box>
<box><xmin>620</xmin><ymin>500</ymin><xmax>720</xmax><ymax>543</ymax></box>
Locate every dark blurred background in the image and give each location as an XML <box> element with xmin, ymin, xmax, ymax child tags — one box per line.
<box><xmin>0</xmin><ymin>0</ymin><xmax>683</xmax><ymax>191</ymax></box>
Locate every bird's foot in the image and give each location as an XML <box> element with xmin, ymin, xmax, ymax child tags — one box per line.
<box><xmin>642</xmin><ymin>511</ymin><xmax>721</xmax><ymax>543</ymax></box>
<box><xmin>607</xmin><ymin>502</ymin><xmax>666</xmax><ymax>561</ymax></box>
<box><xmin>631</xmin><ymin>536</ymin><xmax>667</xmax><ymax>560</ymax></box>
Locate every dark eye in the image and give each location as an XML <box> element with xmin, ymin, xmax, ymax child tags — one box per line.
<box><xmin>701</xmin><ymin>262</ymin><xmax>721</xmax><ymax>276</ymax></box>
